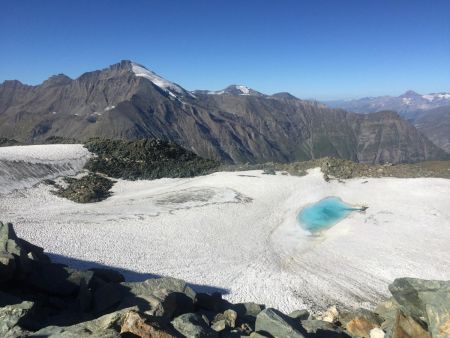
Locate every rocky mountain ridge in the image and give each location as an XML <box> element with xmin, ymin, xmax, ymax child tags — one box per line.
<box><xmin>0</xmin><ymin>61</ymin><xmax>447</xmax><ymax>164</ymax></box>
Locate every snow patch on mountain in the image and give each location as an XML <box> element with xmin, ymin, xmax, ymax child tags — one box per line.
<box><xmin>235</xmin><ymin>85</ymin><xmax>250</xmax><ymax>95</ymax></box>
<box><xmin>131</xmin><ymin>62</ymin><xmax>190</xmax><ymax>98</ymax></box>
<box><xmin>422</xmin><ymin>93</ymin><xmax>450</xmax><ymax>101</ymax></box>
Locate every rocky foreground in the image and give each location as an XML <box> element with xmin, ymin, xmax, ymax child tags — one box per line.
<box><xmin>1</xmin><ymin>222</ymin><xmax>449</xmax><ymax>337</ymax></box>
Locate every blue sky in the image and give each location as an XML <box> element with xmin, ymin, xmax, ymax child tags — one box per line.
<box><xmin>1</xmin><ymin>0</ymin><xmax>449</xmax><ymax>100</ymax></box>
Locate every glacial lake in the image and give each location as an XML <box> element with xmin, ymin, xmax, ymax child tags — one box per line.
<box><xmin>298</xmin><ymin>197</ymin><xmax>360</xmax><ymax>233</ymax></box>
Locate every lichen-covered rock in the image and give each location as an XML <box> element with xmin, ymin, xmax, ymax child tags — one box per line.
<box><xmin>171</xmin><ymin>312</ymin><xmax>218</xmax><ymax>337</ymax></box>
<box><xmin>0</xmin><ymin>301</ymin><xmax>34</xmax><ymax>337</ymax></box>
<box><xmin>289</xmin><ymin>309</ymin><xmax>310</xmax><ymax>321</ymax></box>
<box><xmin>255</xmin><ymin>308</ymin><xmax>305</xmax><ymax>338</ymax></box>
<box><xmin>300</xmin><ymin>320</ymin><xmax>351</xmax><ymax>337</ymax></box>
<box><xmin>389</xmin><ymin>278</ymin><xmax>450</xmax><ymax>338</ymax></box>
<box><xmin>389</xmin><ymin>309</ymin><xmax>430</xmax><ymax>338</ymax></box>
<box><xmin>316</xmin><ymin>305</ymin><xmax>339</xmax><ymax>323</ymax></box>
<box><xmin>340</xmin><ymin>308</ymin><xmax>382</xmax><ymax>337</ymax></box>
<box><xmin>120</xmin><ymin>310</ymin><xmax>176</xmax><ymax>338</ymax></box>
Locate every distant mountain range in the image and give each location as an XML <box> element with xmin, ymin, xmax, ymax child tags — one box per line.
<box><xmin>0</xmin><ymin>61</ymin><xmax>447</xmax><ymax>163</ymax></box>
<box><xmin>326</xmin><ymin>91</ymin><xmax>450</xmax><ymax>152</ymax></box>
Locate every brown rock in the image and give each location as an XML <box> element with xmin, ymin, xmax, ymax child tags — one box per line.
<box><xmin>120</xmin><ymin>310</ymin><xmax>176</xmax><ymax>338</ymax></box>
<box><xmin>341</xmin><ymin>308</ymin><xmax>382</xmax><ymax>338</ymax></box>
<box><xmin>392</xmin><ymin>310</ymin><xmax>430</xmax><ymax>338</ymax></box>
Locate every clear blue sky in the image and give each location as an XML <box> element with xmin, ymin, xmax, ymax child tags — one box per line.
<box><xmin>1</xmin><ymin>0</ymin><xmax>449</xmax><ymax>100</ymax></box>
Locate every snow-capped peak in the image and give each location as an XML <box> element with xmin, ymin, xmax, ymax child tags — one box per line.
<box><xmin>131</xmin><ymin>62</ymin><xmax>189</xmax><ymax>98</ymax></box>
<box><xmin>206</xmin><ymin>84</ymin><xmax>263</xmax><ymax>96</ymax></box>
<box><xmin>234</xmin><ymin>85</ymin><xmax>250</xmax><ymax>95</ymax></box>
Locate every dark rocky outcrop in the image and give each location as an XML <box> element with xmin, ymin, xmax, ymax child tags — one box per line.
<box><xmin>0</xmin><ymin>61</ymin><xmax>446</xmax><ymax>164</ymax></box>
<box><xmin>84</xmin><ymin>138</ymin><xmax>219</xmax><ymax>180</ymax></box>
<box><xmin>52</xmin><ymin>173</ymin><xmax>114</xmax><ymax>203</ymax></box>
<box><xmin>0</xmin><ymin>221</ymin><xmax>449</xmax><ymax>337</ymax></box>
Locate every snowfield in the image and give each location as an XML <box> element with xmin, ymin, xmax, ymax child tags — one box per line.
<box><xmin>0</xmin><ymin>145</ymin><xmax>449</xmax><ymax>313</ymax></box>
<box><xmin>0</xmin><ymin>144</ymin><xmax>91</xmax><ymax>194</ymax></box>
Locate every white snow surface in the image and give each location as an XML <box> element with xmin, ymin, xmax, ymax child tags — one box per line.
<box><xmin>131</xmin><ymin>62</ymin><xmax>189</xmax><ymax>98</ymax></box>
<box><xmin>1</xmin><ymin>145</ymin><xmax>450</xmax><ymax>312</ymax></box>
<box><xmin>0</xmin><ymin>144</ymin><xmax>91</xmax><ymax>194</ymax></box>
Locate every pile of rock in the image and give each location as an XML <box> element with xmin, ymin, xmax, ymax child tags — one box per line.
<box><xmin>84</xmin><ymin>138</ymin><xmax>220</xmax><ymax>180</ymax></box>
<box><xmin>51</xmin><ymin>173</ymin><xmax>115</xmax><ymax>203</ymax></box>
<box><xmin>1</xmin><ymin>221</ymin><xmax>449</xmax><ymax>337</ymax></box>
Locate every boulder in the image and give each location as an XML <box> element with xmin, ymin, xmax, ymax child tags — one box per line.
<box><xmin>0</xmin><ymin>301</ymin><xmax>34</xmax><ymax>337</ymax></box>
<box><xmin>120</xmin><ymin>310</ymin><xmax>176</xmax><ymax>337</ymax></box>
<box><xmin>0</xmin><ymin>252</ymin><xmax>16</xmax><ymax>283</ymax></box>
<box><xmin>230</xmin><ymin>302</ymin><xmax>264</xmax><ymax>330</ymax></box>
<box><xmin>27</xmin><ymin>262</ymin><xmax>93</xmax><ymax>296</ymax></box>
<box><xmin>389</xmin><ymin>309</ymin><xmax>430</xmax><ymax>338</ymax></box>
<box><xmin>389</xmin><ymin>278</ymin><xmax>450</xmax><ymax>337</ymax></box>
<box><xmin>340</xmin><ymin>308</ymin><xmax>382</xmax><ymax>337</ymax></box>
<box><xmin>0</xmin><ymin>222</ymin><xmax>22</xmax><ymax>256</ymax></box>
<box><xmin>122</xmin><ymin>277</ymin><xmax>196</xmax><ymax>300</ymax></box>
<box><xmin>171</xmin><ymin>312</ymin><xmax>218</xmax><ymax>337</ymax></box>
<box><xmin>375</xmin><ymin>297</ymin><xmax>400</xmax><ymax>331</ymax></box>
<box><xmin>289</xmin><ymin>309</ymin><xmax>310</xmax><ymax>321</ymax></box>
<box><xmin>315</xmin><ymin>305</ymin><xmax>339</xmax><ymax>323</ymax></box>
<box><xmin>89</xmin><ymin>268</ymin><xmax>125</xmax><ymax>284</ymax></box>
<box><xmin>300</xmin><ymin>320</ymin><xmax>351</xmax><ymax>337</ymax></box>
<box><xmin>255</xmin><ymin>308</ymin><xmax>305</xmax><ymax>338</ymax></box>
<box><xmin>93</xmin><ymin>282</ymin><xmax>125</xmax><ymax>313</ymax></box>
<box><xmin>28</xmin><ymin>307</ymin><xmax>137</xmax><ymax>337</ymax></box>
<box><xmin>211</xmin><ymin>309</ymin><xmax>238</xmax><ymax>332</ymax></box>
<box><xmin>195</xmin><ymin>292</ymin><xmax>231</xmax><ymax>312</ymax></box>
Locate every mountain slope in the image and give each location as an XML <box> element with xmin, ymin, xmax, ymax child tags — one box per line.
<box><xmin>413</xmin><ymin>105</ymin><xmax>450</xmax><ymax>153</ymax></box>
<box><xmin>0</xmin><ymin>61</ymin><xmax>446</xmax><ymax>164</ymax></box>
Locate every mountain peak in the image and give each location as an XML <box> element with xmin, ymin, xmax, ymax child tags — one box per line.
<box><xmin>42</xmin><ymin>74</ymin><xmax>72</xmax><ymax>87</ymax></box>
<box><xmin>205</xmin><ymin>84</ymin><xmax>264</xmax><ymax>96</ymax></box>
<box><xmin>271</xmin><ymin>92</ymin><xmax>299</xmax><ymax>100</ymax></box>
<box><xmin>400</xmin><ymin>90</ymin><xmax>421</xmax><ymax>97</ymax></box>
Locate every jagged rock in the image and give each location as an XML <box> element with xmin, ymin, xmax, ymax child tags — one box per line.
<box><xmin>300</xmin><ymin>320</ymin><xmax>351</xmax><ymax>337</ymax></box>
<box><xmin>171</xmin><ymin>312</ymin><xmax>218</xmax><ymax>337</ymax></box>
<box><xmin>123</xmin><ymin>277</ymin><xmax>196</xmax><ymax>300</ymax></box>
<box><xmin>389</xmin><ymin>309</ymin><xmax>430</xmax><ymax>338</ymax></box>
<box><xmin>195</xmin><ymin>292</ymin><xmax>231</xmax><ymax>312</ymax></box>
<box><xmin>389</xmin><ymin>278</ymin><xmax>450</xmax><ymax>337</ymax></box>
<box><xmin>211</xmin><ymin>309</ymin><xmax>237</xmax><ymax>332</ymax></box>
<box><xmin>27</xmin><ymin>307</ymin><xmax>135</xmax><ymax>337</ymax></box>
<box><xmin>289</xmin><ymin>309</ymin><xmax>310</xmax><ymax>321</ymax></box>
<box><xmin>89</xmin><ymin>268</ymin><xmax>125</xmax><ymax>284</ymax></box>
<box><xmin>0</xmin><ymin>222</ymin><xmax>23</xmax><ymax>257</ymax></box>
<box><xmin>93</xmin><ymin>282</ymin><xmax>124</xmax><ymax>313</ymax></box>
<box><xmin>0</xmin><ymin>301</ymin><xmax>34</xmax><ymax>337</ymax></box>
<box><xmin>340</xmin><ymin>308</ymin><xmax>382</xmax><ymax>337</ymax></box>
<box><xmin>0</xmin><ymin>252</ymin><xmax>15</xmax><ymax>282</ymax></box>
<box><xmin>316</xmin><ymin>305</ymin><xmax>339</xmax><ymax>323</ymax></box>
<box><xmin>120</xmin><ymin>310</ymin><xmax>176</xmax><ymax>338</ymax></box>
<box><xmin>255</xmin><ymin>308</ymin><xmax>305</xmax><ymax>338</ymax></box>
<box><xmin>375</xmin><ymin>297</ymin><xmax>400</xmax><ymax>332</ymax></box>
<box><xmin>27</xmin><ymin>263</ymin><xmax>93</xmax><ymax>296</ymax></box>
